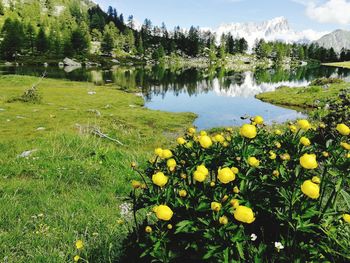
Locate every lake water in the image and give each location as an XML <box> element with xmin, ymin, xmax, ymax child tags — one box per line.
<box><xmin>1</xmin><ymin>64</ymin><xmax>349</xmax><ymax>129</ymax></box>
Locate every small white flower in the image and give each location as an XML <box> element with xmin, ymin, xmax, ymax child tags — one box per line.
<box><xmin>274</xmin><ymin>241</ymin><xmax>284</xmax><ymax>251</ymax></box>
<box><xmin>250</xmin><ymin>233</ymin><xmax>257</xmax><ymax>241</ymax></box>
<box><xmin>119</xmin><ymin>202</ymin><xmax>133</xmax><ymax>219</ymax></box>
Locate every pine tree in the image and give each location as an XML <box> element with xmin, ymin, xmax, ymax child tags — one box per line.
<box><xmin>36</xmin><ymin>27</ymin><xmax>49</xmax><ymax>54</ymax></box>
<box><xmin>1</xmin><ymin>18</ymin><xmax>24</xmax><ymax>59</ymax></box>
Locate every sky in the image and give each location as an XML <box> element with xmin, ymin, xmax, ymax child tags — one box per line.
<box><xmin>94</xmin><ymin>0</ymin><xmax>350</xmax><ymax>32</ymax></box>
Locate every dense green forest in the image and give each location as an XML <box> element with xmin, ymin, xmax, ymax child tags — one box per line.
<box><xmin>0</xmin><ymin>0</ymin><xmax>346</xmax><ymax>64</ymax></box>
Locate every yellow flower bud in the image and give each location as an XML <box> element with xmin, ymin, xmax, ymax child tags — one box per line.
<box><xmin>340</xmin><ymin>142</ymin><xmax>350</xmax><ymax>150</ymax></box>
<box><xmin>248</xmin><ymin>157</ymin><xmax>260</xmax><ymax>167</ymax></box>
<box><xmin>179</xmin><ymin>190</ymin><xmax>187</xmax><ymax>197</ymax></box>
<box><xmin>185</xmin><ymin>141</ymin><xmax>193</xmax><ymax>148</ymax></box>
<box><xmin>75</xmin><ymin>240</ymin><xmax>84</xmax><ymax>250</ymax></box>
<box><xmin>289</xmin><ymin>125</ymin><xmax>297</xmax><ymax>133</ymax></box>
<box><xmin>188</xmin><ymin>127</ymin><xmax>196</xmax><ymax>134</ymax></box>
<box><xmin>297</xmin><ymin>119</ymin><xmax>311</xmax><ymax>130</ymax></box>
<box><xmin>239</xmin><ymin>124</ymin><xmax>257</xmax><ymax>139</ymax></box>
<box><xmin>177</xmin><ymin>137</ymin><xmax>186</xmax><ymax>145</ymax></box>
<box><xmin>275</xmin><ymin>142</ymin><xmax>282</xmax><ymax>148</ymax></box>
<box><xmin>269</xmin><ymin>151</ymin><xmax>277</xmax><ymax>160</ymax></box>
<box><xmin>219</xmin><ymin>216</ymin><xmax>228</xmax><ymax>225</ymax></box>
<box><xmin>231</xmin><ymin>167</ymin><xmax>239</xmax><ymax>174</ymax></box>
<box><xmin>301</xmin><ymin>180</ymin><xmax>320</xmax><ymax>199</ymax></box>
<box><xmin>155</xmin><ymin>205</ymin><xmax>173</xmax><ymax>221</ymax></box>
<box><xmin>343</xmin><ymin>214</ymin><xmax>350</xmax><ymax>223</ymax></box>
<box><xmin>300</xmin><ymin>137</ymin><xmax>311</xmax><ymax>146</ymax></box>
<box><xmin>152</xmin><ymin>172</ymin><xmax>168</xmax><ymax>187</ymax></box>
<box><xmin>145</xmin><ymin>226</ymin><xmax>152</xmax><ymax>233</ymax></box>
<box><xmin>253</xmin><ymin>115</ymin><xmax>264</xmax><ymax>125</ymax></box>
<box><xmin>167</xmin><ymin>224</ymin><xmax>173</xmax><ymax>230</ymax></box>
<box><xmin>272</xmin><ymin>170</ymin><xmax>280</xmax><ymax>177</ymax></box>
<box><xmin>319</xmin><ymin>123</ymin><xmax>326</xmax><ymax>129</ymax></box>
<box><xmin>322</xmin><ymin>151</ymin><xmax>329</xmax><ymax>157</ymax></box>
<box><xmin>222</xmin><ymin>195</ymin><xmax>229</xmax><ymax>202</ymax></box>
<box><xmin>210</xmin><ymin>181</ymin><xmax>215</xmax><ymax>187</ymax></box>
<box><xmin>230</xmin><ymin>199</ymin><xmax>239</xmax><ymax>208</ymax></box>
<box><xmin>218</xmin><ymin>167</ymin><xmax>235</xmax><ymax>184</ymax></box>
<box><xmin>166</xmin><ymin>158</ymin><xmax>176</xmax><ymax>169</ymax></box>
<box><xmin>214</xmin><ymin>134</ymin><xmax>225</xmax><ymax>143</ymax></box>
<box><xmin>131</xmin><ymin>180</ymin><xmax>142</xmax><ymax>189</ymax></box>
<box><xmin>154</xmin><ymin>148</ymin><xmax>163</xmax><ymax>156</ymax></box>
<box><xmin>181</xmin><ymin>173</ymin><xmax>187</xmax><ymax>179</ymax></box>
<box><xmin>312</xmin><ymin>176</ymin><xmax>321</xmax><ymax>184</ymax></box>
<box><xmin>233</xmin><ymin>186</ymin><xmax>240</xmax><ymax>194</ymax></box>
<box><xmin>74</xmin><ymin>255</ymin><xmax>81</xmax><ymax>262</ymax></box>
<box><xmin>280</xmin><ymin>153</ymin><xmax>291</xmax><ymax>161</ymax></box>
<box><xmin>275</xmin><ymin>129</ymin><xmax>282</xmax><ymax>135</ymax></box>
<box><xmin>300</xmin><ymin>153</ymin><xmax>318</xmax><ymax>169</ymax></box>
<box><xmin>336</xmin><ymin>123</ymin><xmax>350</xmax><ymax>136</ymax></box>
<box><xmin>161</xmin><ymin>149</ymin><xmax>173</xmax><ymax>159</ymax></box>
<box><xmin>234</xmin><ymin>205</ymin><xmax>255</xmax><ymax>224</ymax></box>
<box><xmin>211</xmin><ymin>202</ymin><xmax>222</xmax><ymax>212</ymax></box>
<box><xmin>199</xmin><ymin>135</ymin><xmax>213</xmax><ymax>148</ymax></box>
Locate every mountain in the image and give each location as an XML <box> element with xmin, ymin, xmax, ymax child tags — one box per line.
<box><xmin>207</xmin><ymin>17</ymin><xmax>328</xmax><ymax>49</ymax></box>
<box><xmin>314</xmin><ymin>29</ymin><xmax>350</xmax><ymax>53</ymax></box>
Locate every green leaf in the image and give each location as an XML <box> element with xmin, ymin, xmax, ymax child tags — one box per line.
<box><xmin>236</xmin><ymin>242</ymin><xmax>245</xmax><ymax>259</ymax></box>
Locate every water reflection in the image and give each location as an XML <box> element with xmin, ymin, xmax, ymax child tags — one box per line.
<box><xmin>1</xmin><ymin>64</ymin><xmax>350</xmax><ymax>129</ymax></box>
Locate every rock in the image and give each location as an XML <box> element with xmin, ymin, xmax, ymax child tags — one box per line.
<box><xmin>58</xmin><ymin>62</ymin><xmax>64</xmax><ymax>68</ymax></box>
<box><xmin>87</xmin><ymin>109</ymin><xmax>101</xmax><ymax>117</ymax></box>
<box><xmin>63</xmin><ymin>57</ymin><xmax>82</xmax><ymax>67</ymax></box>
<box><xmin>85</xmin><ymin>61</ymin><xmax>101</xmax><ymax>67</ymax></box>
<box><xmin>322</xmin><ymin>84</ymin><xmax>330</xmax><ymax>89</ymax></box>
<box><xmin>0</xmin><ymin>108</ymin><xmax>5</xmax><ymax>111</ymax></box>
<box><xmin>36</xmin><ymin>127</ymin><xmax>46</xmax><ymax>131</ymax></box>
<box><xmin>43</xmin><ymin>62</ymin><xmax>48</xmax><ymax>67</ymax></box>
<box><xmin>64</xmin><ymin>66</ymin><xmax>81</xmax><ymax>73</ymax></box>
<box><xmin>4</xmin><ymin>62</ymin><xmax>13</xmax><ymax>66</ymax></box>
<box><xmin>17</xmin><ymin>149</ymin><xmax>38</xmax><ymax>158</ymax></box>
<box><xmin>16</xmin><ymin>115</ymin><xmax>25</xmax><ymax>119</ymax></box>
<box><xmin>88</xmin><ymin>91</ymin><xmax>96</xmax><ymax>95</ymax></box>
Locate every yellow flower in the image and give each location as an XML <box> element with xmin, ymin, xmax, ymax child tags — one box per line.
<box><xmin>230</xmin><ymin>199</ymin><xmax>239</xmax><ymax>208</ymax></box>
<box><xmin>253</xmin><ymin>115</ymin><xmax>264</xmax><ymax>125</ymax></box>
<box><xmin>343</xmin><ymin>214</ymin><xmax>350</xmax><ymax>223</ymax></box>
<box><xmin>248</xmin><ymin>157</ymin><xmax>260</xmax><ymax>167</ymax></box>
<box><xmin>322</xmin><ymin>151</ymin><xmax>329</xmax><ymax>157</ymax></box>
<box><xmin>275</xmin><ymin>129</ymin><xmax>282</xmax><ymax>135</ymax></box>
<box><xmin>219</xmin><ymin>216</ymin><xmax>228</xmax><ymax>225</ymax></box>
<box><xmin>312</xmin><ymin>176</ymin><xmax>321</xmax><ymax>184</ymax></box>
<box><xmin>166</xmin><ymin>158</ymin><xmax>176</xmax><ymax>168</ymax></box>
<box><xmin>177</xmin><ymin>137</ymin><xmax>186</xmax><ymax>145</ymax></box>
<box><xmin>297</xmin><ymin>119</ymin><xmax>311</xmax><ymax>130</ymax></box>
<box><xmin>240</xmin><ymin>124</ymin><xmax>257</xmax><ymax>139</ymax></box>
<box><xmin>75</xmin><ymin>240</ymin><xmax>84</xmax><ymax>250</ymax></box>
<box><xmin>300</xmin><ymin>137</ymin><xmax>311</xmax><ymax>146</ymax></box>
<box><xmin>193</xmin><ymin>171</ymin><xmax>206</xmax><ymax>182</ymax></box>
<box><xmin>188</xmin><ymin>127</ymin><xmax>196</xmax><ymax>134</ymax></box>
<box><xmin>155</xmin><ymin>205</ymin><xmax>173</xmax><ymax>221</ymax></box>
<box><xmin>301</xmin><ymin>180</ymin><xmax>320</xmax><ymax>199</ymax></box>
<box><xmin>210</xmin><ymin>181</ymin><xmax>215</xmax><ymax>187</ymax></box>
<box><xmin>211</xmin><ymin>202</ymin><xmax>222</xmax><ymax>212</ymax></box>
<box><xmin>275</xmin><ymin>142</ymin><xmax>282</xmax><ymax>148</ymax></box>
<box><xmin>272</xmin><ymin>170</ymin><xmax>279</xmax><ymax>177</ymax></box>
<box><xmin>218</xmin><ymin>167</ymin><xmax>235</xmax><ymax>184</ymax></box>
<box><xmin>161</xmin><ymin>149</ymin><xmax>173</xmax><ymax>159</ymax></box>
<box><xmin>200</xmin><ymin>130</ymin><xmax>207</xmax><ymax>136</ymax></box>
<box><xmin>152</xmin><ymin>172</ymin><xmax>168</xmax><ymax>187</ymax></box>
<box><xmin>347</xmin><ymin>153</ymin><xmax>350</xmax><ymax>158</ymax></box>
<box><xmin>179</xmin><ymin>190</ymin><xmax>187</xmax><ymax>197</ymax></box>
<box><xmin>340</xmin><ymin>142</ymin><xmax>350</xmax><ymax>150</ymax></box>
<box><xmin>199</xmin><ymin>135</ymin><xmax>213</xmax><ymax>148</ymax></box>
<box><xmin>167</xmin><ymin>224</ymin><xmax>173</xmax><ymax>230</ymax></box>
<box><xmin>289</xmin><ymin>125</ymin><xmax>297</xmax><ymax>133</ymax></box>
<box><xmin>155</xmin><ymin>148</ymin><xmax>163</xmax><ymax>156</ymax></box>
<box><xmin>269</xmin><ymin>151</ymin><xmax>277</xmax><ymax>160</ymax></box>
<box><xmin>280</xmin><ymin>153</ymin><xmax>291</xmax><ymax>161</ymax></box>
<box><xmin>74</xmin><ymin>255</ymin><xmax>80</xmax><ymax>262</ymax></box>
<box><xmin>233</xmin><ymin>186</ymin><xmax>240</xmax><ymax>194</ymax></box>
<box><xmin>234</xmin><ymin>206</ymin><xmax>255</xmax><ymax>224</ymax></box>
<box><xmin>131</xmin><ymin>180</ymin><xmax>142</xmax><ymax>189</ymax></box>
<box><xmin>214</xmin><ymin>134</ymin><xmax>225</xmax><ymax>143</ymax></box>
<box><xmin>300</xmin><ymin>153</ymin><xmax>318</xmax><ymax>169</ymax></box>
<box><xmin>197</xmin><ymin>165</ymin><xmax>209</xmax><ymax>175</ymax></box>
<box><xmin>336</xmin><ymin>123</ymin><xmax>350</xmax><ymax>136</ymax></box>
<box><xmin>145</xmin><ymin>226</ymin><xmax>152</xmax><ymax>233</ymax></box>
<box><xmin>231</xmin><ymin>167</ymin><xmax>239</xmax><ymax>174</ymax></box>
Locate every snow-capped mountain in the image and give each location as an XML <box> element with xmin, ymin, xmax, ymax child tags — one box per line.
<box><xmin>315</xmin><ymin>29</ymin><xmax>350</xmax><ymax>53</ymax></box>
<box><xmin>207</xmin><ymin>17</ymin><xmax>328</xmax><ymax>49</ymax></box>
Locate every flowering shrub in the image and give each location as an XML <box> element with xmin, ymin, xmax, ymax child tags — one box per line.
<box><xmin>126</xmin><ymin>118</ymin><xmax>350</xmax><ymax>262</ymax></box>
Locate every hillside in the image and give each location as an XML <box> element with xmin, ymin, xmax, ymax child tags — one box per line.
<box><xmin>315</xmin><ymin>29</ymin><xmax>350</xmax><ymax>53</ymax></box>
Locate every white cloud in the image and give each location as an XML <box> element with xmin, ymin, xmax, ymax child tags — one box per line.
<box><xmin>296</xmin><ymin>0</ymin><xmax>350</xmax><ymax>25</ymax></box>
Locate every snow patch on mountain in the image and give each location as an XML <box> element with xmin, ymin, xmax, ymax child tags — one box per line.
<box><xmin>207</xmin><ymin>17</ymin><xmax>328</xmax><ymax>49</ymax></box>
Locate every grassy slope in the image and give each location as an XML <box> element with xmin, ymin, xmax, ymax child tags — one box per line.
<box><xmin>0</xmin><ymin>75</ymin><xmax>195</xmax><ymax>262</ymax></box>
<box><xmin>255</xmin><ymin>82</ymin><xmax>349</xmax><ymax>108</ymax></box>
<box><xmin>322</xmin><ymin>61</ymin><xmax>350</xmax><ymax>69</ymax></box>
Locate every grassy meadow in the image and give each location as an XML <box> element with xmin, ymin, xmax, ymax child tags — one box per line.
<box><xmin>0</xmin><ymin>75</ymin><xmax>195</xmax><ymax>262</ymax></box>
<box><xmin>322</xmin><ymin>61</ymin><xmax>350</xmax><ymax>69</ymax></box>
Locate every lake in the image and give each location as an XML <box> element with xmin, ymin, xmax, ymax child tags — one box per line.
<box><xmin>1</xmin><ymin>64</ymin><xmax>349</xmax><ymax>129</ymax></box>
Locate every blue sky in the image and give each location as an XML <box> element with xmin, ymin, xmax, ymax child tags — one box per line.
<box><xmin>95</xmin><ymin>0</ymin><xmax>350</xmax><ymax>31</ymax></box>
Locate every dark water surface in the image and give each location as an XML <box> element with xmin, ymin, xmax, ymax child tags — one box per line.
<box><xmin>1</xmin><ymin>64</ymin><xmax>349</xmax><ymax>129</ymax></box>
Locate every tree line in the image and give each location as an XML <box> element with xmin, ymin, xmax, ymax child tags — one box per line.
<box><xmin>0</xmin><ymin>0</ymin><xmax>344</xmax><ymax>63</ymax></box>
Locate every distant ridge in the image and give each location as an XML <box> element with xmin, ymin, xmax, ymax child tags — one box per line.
<box><xmin>314</xmin><ymin>29</ymin><xmax>350</xmax><ymax>53</ymax></box>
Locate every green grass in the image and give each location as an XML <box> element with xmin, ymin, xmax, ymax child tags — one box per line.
<box><xmin>322</xmin><ymin>61</ymin><xmax>350</xmax><ymax>69</ymax></box>
<box><xmin>0</xmin><ymin>75</ymin><xmax>196</xmax><ymax>262</ymax></box>
<box><xmin>255</xmin><ymin>82</ymin><xmax>350</xmax><ymax>108</ymax></box>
